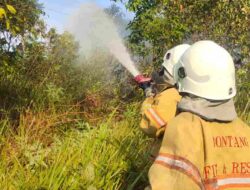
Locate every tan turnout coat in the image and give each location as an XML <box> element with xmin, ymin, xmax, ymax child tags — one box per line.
<box><xmin>149</xmin><ymin>112</ymin><xmax>250</xmax><ymax>190</ymax></box>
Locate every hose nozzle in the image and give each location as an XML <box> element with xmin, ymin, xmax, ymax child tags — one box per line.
<box><xmin>134</xmin><ymin>74</ymin><xmax>152</xmax><ymax>84</ymax></box>
<box><xmin>134</xmin><ymin>74</ymin><xmax>155</xmax><ymax>97</ymax></box>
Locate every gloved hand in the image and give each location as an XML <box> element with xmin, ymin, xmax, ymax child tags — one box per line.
<box><xmin>134</xmin><ymin>74</ymin><xmax>155</xmax><ymax>97</ymax></box>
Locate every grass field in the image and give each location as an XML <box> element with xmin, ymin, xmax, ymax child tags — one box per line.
<box><xmin>0</xmin><ymin>103</ymin><xmax>154</xmax><ymax>190</ymax></box>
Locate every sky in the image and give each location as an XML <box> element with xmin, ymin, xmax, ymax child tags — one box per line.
<box><xmin>38</xmin><ymin>0</ymin><xmax>133</xmax><ymax>33</ymax></box>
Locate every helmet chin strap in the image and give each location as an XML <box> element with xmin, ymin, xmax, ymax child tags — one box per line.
<box><xmin>163</xmin><ymin>70</ymin><xmax>175</xmax><ymax>86</ymax></box>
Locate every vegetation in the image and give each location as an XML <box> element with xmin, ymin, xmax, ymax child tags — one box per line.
<box><xmin>0</xmin><ymin>104</ymin><xmax>152</xmax><ymax>190</ymax></box>
<box><xmin>113</xmin><ymin>0</ymin><xmax>249</xmax><ymax>64</ymax></box>
<box><xmin>0</xmin><ymin>0</ymin><xmax>249</xmax><ymax>190</ymax></box>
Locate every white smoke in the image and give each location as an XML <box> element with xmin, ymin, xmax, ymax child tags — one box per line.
<box><xmin>65</xmin><ymin>2</ymin><xmax>140</xmax><ymax>77</ymax></box>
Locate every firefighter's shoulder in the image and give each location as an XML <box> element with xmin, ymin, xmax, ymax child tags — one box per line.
<box><xmin>165</xmin><ymin>111</ymin><xmax>202</xmax><ymax>142</ymax></box>
<box><xmin>157</xmin><ymin>87</ymin><xmax>181</xmax><ymax>101</ymax></box>
<box><xmin>167</xmin><ymin>111</ymin><xmax>202</xmax><ymax>131</ymax></box>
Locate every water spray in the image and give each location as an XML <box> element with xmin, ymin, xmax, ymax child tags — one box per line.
<box><xmin>66</xmin><ymin>2</ymin><xmax>154</xmax><ymax>97</ymax></box>
<box><xmin>108</xmin><ymin>35</ymin><xmax>154</xmax><ymax>97</ymax></box>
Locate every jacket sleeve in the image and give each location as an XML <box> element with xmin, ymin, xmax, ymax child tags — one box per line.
<box><xmin>139</xmin><ymin>89</ymin><xmax>180</xmax><ymax>138</ymax></box>
<box><xmin>139</xmin><ymin>96</ymin><xmax>167</xmax><ymax>138</ymax></box>
<box><xmin>148</xmin><ymin>113</ymin><xmax>204</xmax><ymax>190</ymax></box>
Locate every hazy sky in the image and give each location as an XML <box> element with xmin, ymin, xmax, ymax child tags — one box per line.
<box><xmin>39</xmin><ymin>0</ymin><xmax>133</xmax><ymax>33</ymax></box>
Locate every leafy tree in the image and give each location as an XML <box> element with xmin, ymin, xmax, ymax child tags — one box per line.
<box><xmin>113</xmin><ymin>0</ymin><xmax>249</xmax><ymax>66</ymax></box>
<box><xmin>0</xmin><ymin>0</ymin><xmax>44</xmax><ymax>54</ymax></box>
<box><xmin>0</xmin><ymin>1</ymin><xmax>80</xmax><ymax>111</ymax></box>
<box><xmin>0</xmin><ymin>3</ymin><xmax>16</xmax><ymax>33</ymax></box>
<box><xmin>0</xmin><ymin>0</ymin><xmax>46</xmax><ymax>107</ymax></box>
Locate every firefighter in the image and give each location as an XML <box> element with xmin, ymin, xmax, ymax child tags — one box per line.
<box><xmin>148</xmin><ymin>40</ymin><xmax>250</xmax><ymax>190</ymax></box>
<box><xmin>139</xmin><ymin>44</ymin><xmax>190</xmax><ymax>158</ymax></box>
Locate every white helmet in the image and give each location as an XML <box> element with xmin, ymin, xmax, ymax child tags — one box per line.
<box><xmin>174</xmin><ymin>40</ymin><xmax>236</xmax><ymax>100</ymax></box>
<box><xmin>162</xmin><ymin>44</ymin><xmax>190</xmax><ymax>78</ymax></box>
